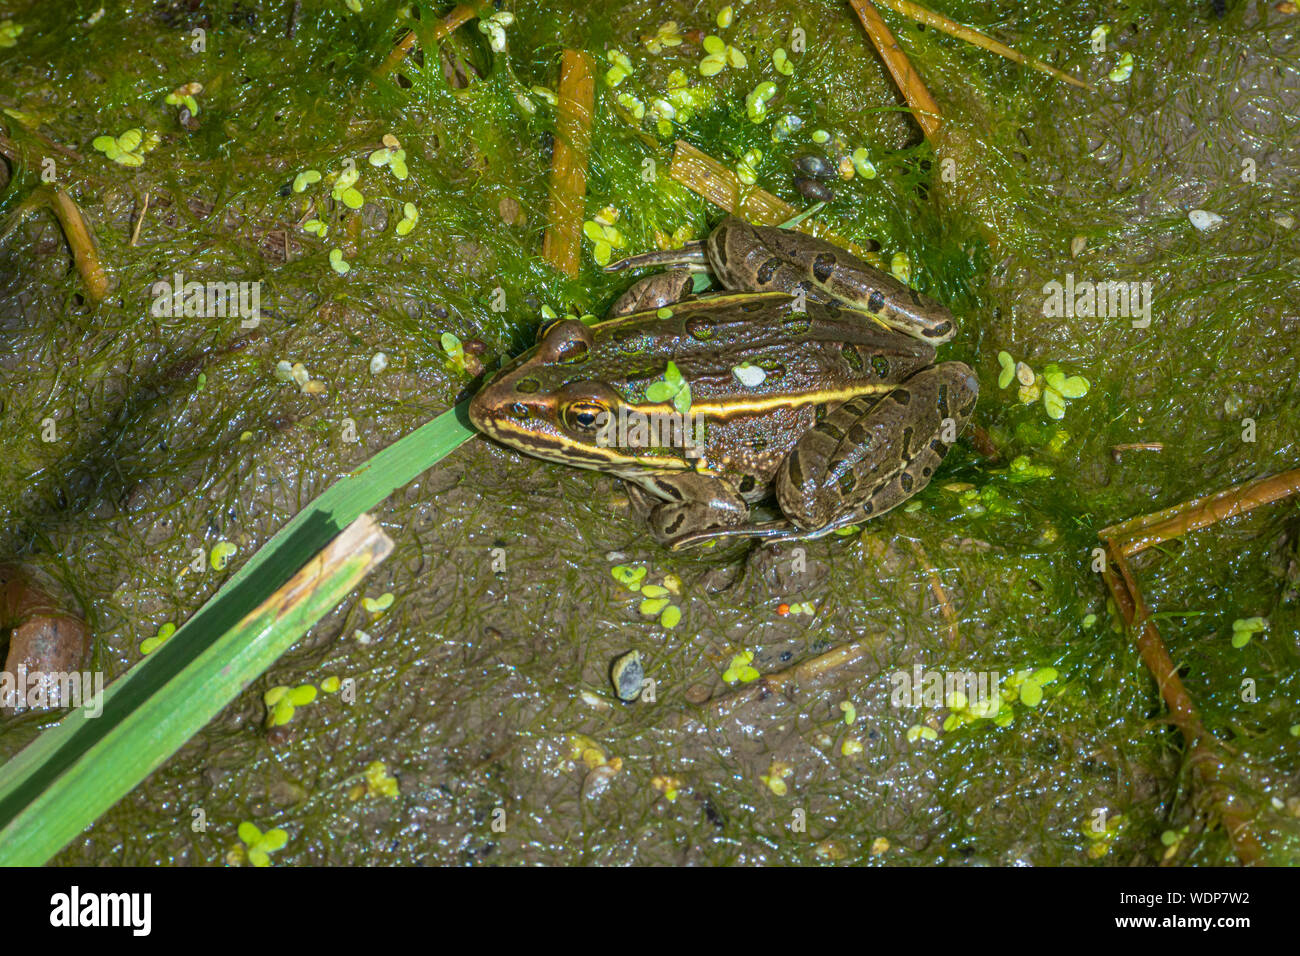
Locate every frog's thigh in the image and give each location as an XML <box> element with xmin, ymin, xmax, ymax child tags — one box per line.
<box><xmin>607</xmin><ymin>270</ymin><xmax>695</xmax><ymax>317</ymax></box>
<box><xmin>776</xmin><ymin>362</ymin><xmax>979</xmax><ymax>529</ymax></box>
<box><xmin>625</xmin><ymin>474</ymin><xmax>748</xmax><ymax>547</ymax></box>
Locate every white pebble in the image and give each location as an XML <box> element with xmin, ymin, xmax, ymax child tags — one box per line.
<box><xmin>1188</xmin><ymin>209</ymin><xmax>1224</xmax><ymax>231</ymax></box>
<box><xmin>370</xmin><ymin>351</ymin><xmax>389</xmax><ymax>375</ymax></box>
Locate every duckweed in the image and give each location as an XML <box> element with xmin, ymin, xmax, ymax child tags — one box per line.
<box><xmin>362</xmin><ymin>592</ymin><xmax>394</xmax><ymax>614</ymax></box>
<box><xmin>759</xmin><ymin>761</ymin><xmax>793</xmax><ymax>796</ymax></box>
<box><xmin>139</xmin><ymin>621</ymin><xmax>176</xmax><ymax>656</ymax></box>
<box><xmin>723</xmin><ymin>650</ymin><xmax>760</xmax><ymax>684</ymax></box>
<box><xmin>209</xmin><ymin>540</ymin><xmax>237</xmax><ymax>570</ymax></box>
<box><xmin>1109</xmin><ymin>52</ymin><xmax>1134</xmax><ymax>82</ymax></box>
<box><xmin>264</xmin><ymin>683</ymin><xmax>318</xmax><ymax>727</ymax></box>
<box><xmin>644</xmin><ymin>360</ymin><xmax>692</xmax><ymax>413</ymax></box>
<box><xmin>236</xmin><ymin>822</ymin><xmax>288</xmax><ymax>867</ymax></box>
<box><xmin>1230</xmin><ymin>616</ymin><xmax>1267</xmax><ymax>649</ymax></box>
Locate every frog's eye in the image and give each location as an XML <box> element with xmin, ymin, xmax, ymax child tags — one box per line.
<box><xmin>563</xmin><ymin>400</ymin><xmax>607</xmax><ymax>432</ymax></box>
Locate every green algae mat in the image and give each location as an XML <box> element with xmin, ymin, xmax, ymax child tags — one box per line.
<box><xmin>0</xmin><ymin>0</ymin><xmax>1298</xmax><ymax>866</ymax></box>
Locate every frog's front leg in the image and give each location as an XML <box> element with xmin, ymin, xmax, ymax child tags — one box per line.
<box><xmin>776</xmin><ymin>362</ymin><xmax>979</xmax><ymax>530</ymax></box>
<box><xmin>625</xmin><ymin>472</ymin><xmax>749</xmax><ymax>550</ymax></box>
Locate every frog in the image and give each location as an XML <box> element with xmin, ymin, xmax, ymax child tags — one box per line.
<box><xmin>469</xmin><ymin>216</ymin><xmax>978</xmax><ymax>550</ymax></box>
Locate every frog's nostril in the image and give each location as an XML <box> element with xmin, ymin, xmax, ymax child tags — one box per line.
<box><xmin>468</xmin><ymin>389</ymin><xmax>496</xmax><ymax>429</ymax></box>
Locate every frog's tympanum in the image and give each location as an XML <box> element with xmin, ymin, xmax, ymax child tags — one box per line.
<box><xmin>470</xmin><ymin>217</ymin><xmax>978</xmax><ymax>550</ymax></box>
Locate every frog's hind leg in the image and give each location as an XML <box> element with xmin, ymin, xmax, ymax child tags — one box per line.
<box><xmin>607</xmin><ymin>270</ymin><xmax>695</xmax><ymax>317</ymax></box>
<box><xmin>775</xmin><ymin>362</ymin><xmax>979</xmax><ymax>530</ymax></box>
<box><xmin>707</xmin><ymin>217</ymin><xmax>956</xmax><ymax>344</ymax></box>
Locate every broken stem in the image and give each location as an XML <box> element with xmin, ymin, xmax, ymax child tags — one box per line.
<box><xmin>1101</xmin><ymin>544</ymin><xmax>1263</xmax><ymax>865</ymax></box>
<box><xmin>872</xmin><ymin>0</ymin><xmax>1093</xmax><ymax>90</ymax></box>
<box><xmin>708</xmin><ymin>635</ymin><xmax>881</xmax><ymax>718</ymax></box>
<box><xmin>36</xmin><ymin>188</ymin><xmax>109</xmax><ymax>303</ymax></box>
<box><xmin>907</xmin><ymin>539</ymin><xmax>960</xmax><ymax>646</ymax></box>
<box><xmin>374</xmin><ymin>3</ymin><xmax>480</xmax><ymax>79</ymax></box>
<box><xmin>1099</xmin><ymin>467</ymin><xmax>1300</xmax><ymax>558</ymax></box>
<box><xmin>850</xmin><ymin>0</ymin><xmax>943</xmax><ymax>139</ymax></box>
<box><xmin>669</xmin><ymin>140</ymin><xmax>875</xmax><ymax>259</ymax></box>
<box><xmin>541</xmin><ymin>49</ymin><xmax>595</xmax><ymax>277</ymax></box>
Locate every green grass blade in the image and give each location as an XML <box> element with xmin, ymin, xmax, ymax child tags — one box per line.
<box><xmin>0</xmin><ymin>402</ymin><xmax>475</xmax><ymax>864</ymax></box>
<box><xmin>0</xmin><ymin>513</ymin><xmax>394</xmax><ymax>865</ymax></box>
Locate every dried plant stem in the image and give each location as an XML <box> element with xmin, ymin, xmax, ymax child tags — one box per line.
<box><xmin>47</xmin><ymin>188</ymin><xmax>109</xmax><ymax>302</ymax></box>
<box><xmin>1100</xmin><ymin>468</ymin><xmax>1300</xmax><ymax>557</ymax></box>
<box><xmin>374</xmin><ymin>3</ymin><xmax>479</xmax><ymax>79</ymax></box>
<box><xmin>541</xmin><ymin>50</ymin><xmax>595</xmax><ymax>277</ymax></box>
<box><xmin>873</xmin><ymin>0</ymin><xmax>1093</xmax><ymax>90</ymax></box>
<box><xmin>1094</xmin><ymin>470</ymin><xmax>1300</xmax><ymax>865</ymax></box>
<box><xmin>708</xmin><ymin>636</ymin><xmax>880</xmax><ymax>718</ymax></box>
<box><xmin>850</xmin><ymin>0</ymin><xmax>943</xmax><ymax>139</ymax></box>
<box><xmin>906</xmin><ymin>539</ymin><xmax>959</xmax><ymax>646</ymax></box>
<box><xmin>669</xmin><ymin>141</ymin><xmax>874</xmax><ymax>258</ymax></box>
<box><xmin>1100</xmin><ymin>544</ymin><xmax>1263</xmax><ymax>865</ymax></box>
<box><xmin>130</xmin><ymin>191</ymin><xmax>150</xmax><ymax>247</ymax></box>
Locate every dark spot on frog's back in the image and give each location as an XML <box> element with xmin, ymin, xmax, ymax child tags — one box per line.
<box><xmin>923</xmin><ymin>320</ymin><xmax>954</xmax><ymax>340</ymax></box>
<box><xmin>812</xmin><ymin>253</ymin><xmax>835</xmax><ymax>282</ymax></box>
<box><xmin>686</xmin><ymin>316</ymin><xmax>715</xmax><ymax>341</ymax></box>
<box><xmin>756</xmin><ymin>257</ymin><xmax>780</xmax><ymax>285</ymax></box>
<box><xmin>867</xmin><ymin>290</ymin><xmax>886</xmax><ymax>313</ymax></box>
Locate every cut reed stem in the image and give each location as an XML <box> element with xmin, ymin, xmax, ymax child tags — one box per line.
<box><xmin>668</xmin><ymin>141</ymin><xmax>874</xmax><ymax>258</ymax></box>
<box><xmin>541</xmin><ymin>49</ymin><xmax>595</xmax><ymax>277</ymax></box>
<box><xmin>850</xmin><ymin>0</ymin><xmax>943</xmax><ymax>140</ymax></box>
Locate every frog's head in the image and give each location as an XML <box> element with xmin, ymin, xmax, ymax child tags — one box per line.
<box><xmin>469</xmin><ymin>319</ymin><xmax>647</xmax><ymax>472</ymax></box>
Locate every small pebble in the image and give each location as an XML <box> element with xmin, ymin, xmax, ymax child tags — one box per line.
<box><xmin>1189</xmin><ymin>209</ymin><xmax>1224</xmax><ymax>231</ymax></box>
<box><xmin>794</xmin><ymin>154</ymin><xmax>834</xmax><ymax>181</ymax></box>
<box><xmin>795</xmin><ymin>176</ymin><xmax>834</xmax><ymax>203</ymax></box>
<box><xmin>611</xmin><ymin>650</ymin><xmax>644</xmax><ymax>701</ymax></box>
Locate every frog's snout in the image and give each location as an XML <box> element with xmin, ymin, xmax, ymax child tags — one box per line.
<box><xmin>467</xmin><ymin>384</ymin><xmax>499</xmax><ymax>435</ymax></box>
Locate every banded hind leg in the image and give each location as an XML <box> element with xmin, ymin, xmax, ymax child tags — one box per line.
<box><xmin>774</xmin><ymin>362</ymin><xmax>979</xmax><ymax>532</ymax></box>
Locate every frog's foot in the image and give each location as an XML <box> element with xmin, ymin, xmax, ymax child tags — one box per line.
<box><xmin>775</xmin><ymin>362</ymin><xmax>979</xmax><ymax>529</ymax></box>
<box><xmin>607</xmin><ymin>270</ymin><xmax>695</xmax><ymax>317</ymax></box>
<box><xmin>625</xmin><ymin>475</ymin><xmax>749</xmax><ymax>550</ymax></box>
<box><xmin>604</xmin><ymin>242</ymin><xmax>709</xmax><ymax>273</ymax></box>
